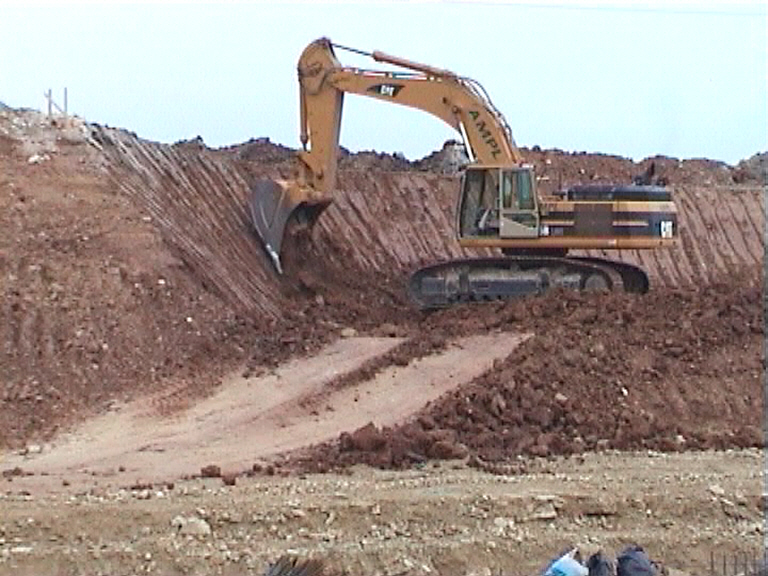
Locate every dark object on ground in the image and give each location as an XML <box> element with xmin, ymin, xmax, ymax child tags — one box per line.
<box><xmin>587</xmin><ymin>551</ymin><xmax>615</xmax><ymax>576</ymax></box>
<box><xmin>617</xmin><ymin>546</ymin><xmax>656</xmax><ymax>576</ymax></box>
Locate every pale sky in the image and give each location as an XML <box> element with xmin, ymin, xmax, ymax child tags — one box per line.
<box><xmin>1</xmin><ymin>1</ymin><xmax>765</xmax><ymax>164</ymax></box>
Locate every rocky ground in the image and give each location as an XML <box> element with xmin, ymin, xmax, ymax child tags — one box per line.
<box><xmin>0</xmin><ymin>450</ymin><xmax>763</xmax><ymax>576</ymax></box>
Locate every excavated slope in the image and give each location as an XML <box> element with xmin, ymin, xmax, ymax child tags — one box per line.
<box><xmin>95</xmin><ymin>128</ymin><xmax>286</xmax><ymax>318</ymax></box>
<box><xmin>100</xmin><ymin>127</ymin><xmax>763</xmax><ymax>317</ymax></box>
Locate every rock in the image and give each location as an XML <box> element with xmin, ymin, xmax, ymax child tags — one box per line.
<box><xmin>429</xmin><ymin>440</ymin><xmax>469</xmax><ymax>460</ymax></box>
<box><xmin>339</xmin><ymin>422</ymin><xmax>386</xmax><ymax>452</ymax></box>
<box><xmin>591</xmin><ymin>342</ymin><xmax>606</xmax><ymax>356</ymax></box>
<box><xmin>708</xmin><ymin>484</ymin><xmax>725</xmax><ymax>497</ymax></box>
<box><xmin>418</xmin><ymin>415</ymin><xmax>436</xmax><ymax>430</ymax></box>
<box><xmin>173</xmin><ymin>516</ymin><xmax>211</xmax><ymax>537</ymax></box>
<box><xmin>376</xmin><ymin>322</ymin><xmax>400</xmax><ymax>337</ymax></box>
<box><xmin>1</xmin><ymin>467</ymin><xmax>24</xmax><ymax>478</ymax></box>
<box><xmin>581</xmin><ymin>498</ymin><xmax>618</xmax><ymax>517</ymax></box>
<box><xmin>527</xmin><ymin>501</ymin><xmax>558</xmax><ymax>521</ymax></box>
<box><xmin>489</xmin><ymin>393</ymin><xmax>506</xmax><ymax>416</ymax></box>
<box><xmin>415</xmin><ymin>140</ymin><xmax>470</xmax><ymax>175</ymax></box>
<box><xmin>340</xmin><ymin>327</ymin><xmax>358</xmax><ymax>338</ymax></box>
<box><xmin>221</xmin><ymin>473</ymin><xmax>237</xmax><ymax>487</ymax></box>
<box><xmin>554</xmin><ymin>392</ymin><xmax>569</xmax><ymax>404</ymax></box>
<box><xmin>27</xmin><ymin>154</ymin><xmax>48</xmax><ymax>165</ymax></box>
<box><xmin>200</xmin><ymin>464</ymin><xmax>221</xmax><ymax>478</ymax></box>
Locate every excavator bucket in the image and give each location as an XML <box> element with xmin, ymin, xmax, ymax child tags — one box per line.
<box><xmin>248</xmin><ymin>178</ymin><xmax>331</xmax><ymax>274</ymax></box>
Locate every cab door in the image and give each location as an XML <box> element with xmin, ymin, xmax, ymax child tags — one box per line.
<box><xmin>499</xmin><ymin>168</ymin><xmax>539</xmax><ymax>238</ymax></box>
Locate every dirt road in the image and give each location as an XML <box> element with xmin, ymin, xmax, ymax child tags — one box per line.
<box><xmin>1</xmin><ymin>333</ymin><xmax>529</xmax><ymax>492</ymax></box>
<box><xmin>0</xmin><ymin>450</ymin><xmax>762</xmax><ymax>576</ymax></box>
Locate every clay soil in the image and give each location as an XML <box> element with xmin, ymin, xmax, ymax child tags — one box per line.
<box><xmin>0</xmin><ymin>109</ymin><xmax>764</xmax><ymax>575</ymax></box>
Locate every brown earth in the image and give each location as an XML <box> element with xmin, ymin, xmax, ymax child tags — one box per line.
<box><xmin>0</xmin><ymin>107</ymin><xmax>764</xmax><ymax>576</ymax></box>
<box><xmin>0</xmin><ymin>332</ymin><xmax>531</xmax><ymax>492</ymax></box>
<box><xmin>293</xmin><ymin>274</ymin><xmax>762</xmax><ymax>472</ymax></box>
<box><xmin>0</xmin><ymin>108</ymin><xmax>763</xmax><ymax>464</ymax></box>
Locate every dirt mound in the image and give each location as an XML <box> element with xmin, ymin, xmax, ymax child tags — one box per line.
<box><xmin>0</xmin><ymin>112</ymin><xmax>444</xmax><ymax>449</ymax></box>
<box><xmin>217</xmin><ymin>136</ymin><xmax>295</xmax><ymax>166</ymax></box>
<box><xmin>413</xmin><ymin>140</ymin><xmax>470</xmax><ymax>174</ymax></box>
<box><xmin>291</xmin><ymin>273</ymin><xmax>763</xmax><ymax>471</ymax></box>
<box><xmin>520</xmin><ymin>148</ymin><xmax>748</xmax><ymax>194</ymax></box>
<box><xmin>217</xmin><ymin>135</ymin><xmax>763</xmax><ymax>190</ymax></box>
<box><xmin>0</xmin><ymin>112</ymin><xmax>263</xmax><ymax>449</ymax></box>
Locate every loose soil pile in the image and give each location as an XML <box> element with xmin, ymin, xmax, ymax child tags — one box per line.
<box><xmin>292</xmin><ymin>273</ymin><xmax>762</xmax><ymax>471</ymax></box>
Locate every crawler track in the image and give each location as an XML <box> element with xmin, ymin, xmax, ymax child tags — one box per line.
<box><xmin>408</xmin><ymin>256</ymin><xmax>648</xmax><ymax>309</ymax></box>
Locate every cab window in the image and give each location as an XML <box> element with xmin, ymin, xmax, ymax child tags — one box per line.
<box><xmin>501</xmin><ymin>169</ymin><xmax>534</xmax><ymax>211</ymax></box>
<box><xmin>501</xmin><ymin>171</ymin><xmax>514</xmax><ymax>209</ymax></box>
<box><xmin>515</xmin><ymin>171</ymin><xmax>534</xmax><ymax>210</ymax></box>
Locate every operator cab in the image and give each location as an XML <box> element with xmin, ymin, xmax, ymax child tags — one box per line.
<box><xmin>457</xmin><ymin>166</ymin><xmax>539</xmax><ymax>240</ymax></box>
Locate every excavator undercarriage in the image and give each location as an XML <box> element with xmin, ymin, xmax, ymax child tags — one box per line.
<box><xmin>408</xmin><ymin>255</ymin><xmax>648</xmax><ymax>309</ymax></box>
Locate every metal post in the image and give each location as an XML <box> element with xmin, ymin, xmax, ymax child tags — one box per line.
<box><xmin>45</xmin><ymin>89</ymin><xmax>52</xmax><ymax>116</ymax></box>
<box><xmin>63</xmin><ymin>87</ymin><xmax>68</xmax><ymax>118</ymax></box>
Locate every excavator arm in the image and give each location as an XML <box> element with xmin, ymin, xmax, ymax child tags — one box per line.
<box><xmin>249</xmin><ymin>37</ymin><xmax>525</xmax><ymax>271</ymax></box>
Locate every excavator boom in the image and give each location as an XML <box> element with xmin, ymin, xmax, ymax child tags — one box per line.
<box><xmin>249</xmin><ymin>37</ymin><xmax>526</xmax><ymax>272</ymax></box>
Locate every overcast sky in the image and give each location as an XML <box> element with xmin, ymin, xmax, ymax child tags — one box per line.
<box><xmin>1</xmin><ymin>1</ymin><xmax>765</xmax><ymax>164</ymax></box>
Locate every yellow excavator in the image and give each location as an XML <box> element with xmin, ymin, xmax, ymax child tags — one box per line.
<box><xmin>249</xmin><ymin>38</ymin><xmax>677</xmax><ymax>308</ymax></box>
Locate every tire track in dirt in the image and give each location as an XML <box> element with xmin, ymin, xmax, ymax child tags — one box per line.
<box><xmin>2</xmin><ymin>332</ymin><xmax>529</xmax><ymax>491</ymax></box>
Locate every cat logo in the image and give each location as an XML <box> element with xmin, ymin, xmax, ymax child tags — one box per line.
<box><xmin>368</xmin><ymin>83</ymin><xmax>403</xmax><ymax>98</ymax></box>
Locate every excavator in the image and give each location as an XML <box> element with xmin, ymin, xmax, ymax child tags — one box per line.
<box><xmin>248</xmin><ymin>38</ymin><xmax>677</xmax><ymax>308</ymax></box>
